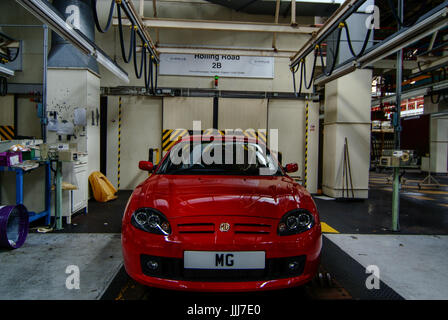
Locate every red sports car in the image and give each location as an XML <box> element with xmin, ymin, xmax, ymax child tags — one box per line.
<box><xmin>122</xmin><ymin>135</ymin><xmax>322</xmax><ymax>292</ymax></box>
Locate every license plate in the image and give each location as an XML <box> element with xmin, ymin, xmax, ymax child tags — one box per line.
<box><xmin>184</xmin><ymin>251</ymin><xmax>265</xmax><ymax>269</ymax></box>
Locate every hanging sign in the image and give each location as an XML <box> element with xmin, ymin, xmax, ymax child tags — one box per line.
<box><xmin>159</xmin><ymin>53</ymin><xmax>274</xmax><ymax>79</ymax></box>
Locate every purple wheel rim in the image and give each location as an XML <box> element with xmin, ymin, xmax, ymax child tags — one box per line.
<box><xmin>0</xmin><ymin>205</ymin><xmax>29</xmax><ymax>249</ymax></box>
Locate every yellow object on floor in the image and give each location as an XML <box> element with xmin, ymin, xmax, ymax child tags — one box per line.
<box><xmin>321</xmin><ymin>222</ymin><xmax>339</xmax><ymax>233</ymax></box>
<box><xmin>88</xmin><ymin>171</ymin><xmax>118</xmax><ymax>202</ymax></box>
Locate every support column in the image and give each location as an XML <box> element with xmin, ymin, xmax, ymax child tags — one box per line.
<box><xmin>423</xmin><ymin>96</ymin><xmax>448</xmax><ymax>174</ymax></box>
<box><xmin>430</xmin><ymin>115</ymin><xmax>448</xmax><ymax>173</ymax></box>
<box><xmin>322</xmin><ymin>69</ymin><xmax>372</xmax><ymax>199</ymax></box>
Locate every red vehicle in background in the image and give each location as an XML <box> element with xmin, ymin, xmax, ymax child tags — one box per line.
<box><xmin>122</xmin><ymin>135</ymin><xmax>322</xmax><ymax>292</ymax></box>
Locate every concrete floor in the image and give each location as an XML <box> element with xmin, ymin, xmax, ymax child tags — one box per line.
<box><xmin>316</xmin><ymin>172</ymin><xmax>448</xmax><ymax>234</ymax></box>
<box><xmin>325</xmin><ymin>234</ymin><xmax>448</xmax><ymax>300</ymax></box>
<box><xmin>0</xmin><ymin>233</ymin><xmax>122</xmax><ymax>300</ymax></box>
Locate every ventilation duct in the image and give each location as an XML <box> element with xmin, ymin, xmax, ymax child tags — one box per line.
<box><xmin>48</xmin><ymin>0</ymin><xmax>98</xmax><ymax>73</ymax></box>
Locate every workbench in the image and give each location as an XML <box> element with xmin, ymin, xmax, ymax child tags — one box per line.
<box><xmin>0</xmin><ymin>161</ymin><xmax>51</xmax><ymax>224</ymax></box>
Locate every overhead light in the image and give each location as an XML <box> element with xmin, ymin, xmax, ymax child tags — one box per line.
<box><xmin>15</xmin><ymin>0</ymin><xmax>129</xmax><ymax>83</ymax></box>
<box><xmin>0</xmin><ymin>65</ymin><xmax>15</xmax><ymax>77</ymax></box>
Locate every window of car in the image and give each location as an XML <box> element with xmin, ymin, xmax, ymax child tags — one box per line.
<box><xmin>156</xmin><ymin>139</ymin><xmax>283</xmax><ymax>176</ymax></box>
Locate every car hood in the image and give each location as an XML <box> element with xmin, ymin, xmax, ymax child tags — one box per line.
<box><xmin>135</xmin><ymin>175</ymin><xmax>311</xmax><ymax>219</ymax></box>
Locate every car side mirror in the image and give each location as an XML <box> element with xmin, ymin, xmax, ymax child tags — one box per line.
<box><xmin>139</xmin><ymin>161</ymin><xmax>154</xmax><ymax>172</ymax></box>
<box><xmin>285</xmin><ymin>163</ymin><xmax>298</xmax><ymax>173</ymax></box>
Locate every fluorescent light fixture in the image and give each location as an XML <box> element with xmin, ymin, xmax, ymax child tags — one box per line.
<box><xmin>15</xmin><ymin>0</ymin><xmax>129</xmax><ymax>83</ymax></box>
<box><xmin>0</xmin><ymin>65</ymin><xmax>15</xmax><ymax>77</ymax></box>
<box><xmin>96</xmin><ymin>50</ymin><xmax>130</xmax><ymax>83</ymax></box>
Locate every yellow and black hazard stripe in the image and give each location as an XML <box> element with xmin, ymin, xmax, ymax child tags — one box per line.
<box><xmin>162</xmin><ymin>129</ymin><xmax>269</xmax><ymax>152</ymax></box>
<box><xmin>304</xmin><ymin>103</ymin><xmax>309</xmax><ymax>189</ymax></box>
<box><xmin>117</xmin><ymin>97</ymin><xmax>122</xmax><ymax>190</ymax></box>
<box><xmin>162</xmin><ymin>129</ymin><xmax>189</xmax><ymax>152</ymax></box>
<box><xmin>0</xmin><ymin>125</ymin><xmax>14</xmax><ymax>141</ymax></box>
<box><xmin>237</xmin><ymin>130</ymin><xmax>268</xmax><ymax>145</ymax></box>
<box><xmin>202</xmin><ymin>128</ymin><xmax>224</xmax><ymax>136</ymax></box>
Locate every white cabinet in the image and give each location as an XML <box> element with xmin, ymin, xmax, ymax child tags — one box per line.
<box><xmin>71</xmin><ymin>163</ymin><xmax>88</xmax><ymax>215</ymax></box>
<box><xmin>51</xmin><ymin>159</ymin><xmax>88</xmax><ymax>224</ymax></box>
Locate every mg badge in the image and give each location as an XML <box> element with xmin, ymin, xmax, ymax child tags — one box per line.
<box><xmin>219</xmin><ymin>223</ymin><xmax>231</xmax><ymax>232</ymax></box>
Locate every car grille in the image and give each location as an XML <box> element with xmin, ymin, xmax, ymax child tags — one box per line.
<box><xmin>234</xmin><ymin>223</ymin><xmax>271</xmax><ymax>234</ymax></box>
<box><xmin>140</xmin><ymin>254</ymin><xmax>306</xmax><ymax>282</ymax></box>
<box><xmin>175</xmin><ymin>221</ymin><xmax>272</xmax><ymax>235</ymax></box>
<box><xmin>177</xmin><ymin>223</ymin><xmax>215</xmax><ymax>234</ymax></box>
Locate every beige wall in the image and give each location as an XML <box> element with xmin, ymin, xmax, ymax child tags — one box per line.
<box><xmin>218</xmin><ymin>98</ymin><xmax>267</xmax><ymax>130</ymax></box>
<box><xmin>163</xmin><ymin>97</ymin><xmax>213</xmax><ymax>129</ymax></box>
<box><xmin>17</xmin><ymin>97</ymin><xmax>42</xmax><ymax>138</ymax></box>
<box><xmin>107</xmin><ymin>96</ymin><xmax>162</xmax><ymax>189</ymax></box>
<box><xmin>0</xmin><ymin>95</ymin><xmax>14</xmax><ymax>126</ymax></box>
<box><xmin>268</xmin><ymin>99</ymin><xmax>319</xmax><ymax>193</ymax></box>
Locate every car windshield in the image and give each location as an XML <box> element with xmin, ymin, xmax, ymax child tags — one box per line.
<box><xmin>156</xmin><ymin>139</ymin><xmax>283</xmax><ymax>176</ymax></box>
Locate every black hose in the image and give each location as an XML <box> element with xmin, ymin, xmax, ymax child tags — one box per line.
<box><xmin>291</xmin><ymin>68</ymin><xmax>298</xmax><ymax>97</ymax></box>
<box><xmin>117</xmin><ymin>4</ymin><xmax>135</xmax><ymax>63</ymax></box>
<box><xmin>154</xmin><ymin>63</ymin><xmax>158</xmax><ymax>92</ymax></box>
<box><xmin>149</xmin><ymin>54</ymin><xmax>155</xmax><ymax>94</ymax></box>
<box><xmin>8</xmin><ymin>47</ymin><xmax>20</xmax><ymax>63</ymax></box>
<box><xmin>291</xmin><ymin>61</ymin><xmax>302</xmax><ymax>97</ymax></box>
<box><xmin>319</xmin><ymin>26</ymin><xmax>342</xmax><ymax>77</ymax></box>
<box><xmin>343</xmin><ymin>22</ymin><xmax>372</xmax><ymax>59</ymax></box>
<box><xmin>302</xmin><ymin>47</ymin><xmax>319</xmax><ymax>90</ymax></box>
<box><xmin>144</xmin><ymin>47</ymin><xmax>151</xmax><ymax>92</ymax></box>
<box><xmin>387</xmin><ymin>0</ymin><xmax>406</xmax><ymax>27</ymax></box>
<box><xmin>91</xmin><ymin>0</ymin><xmax>115</xmax><ymax>33</ymax></box>
<box><xmin>133</xmin><ymin>38</ymin><xmax>145</xmax><ymax>79</ymax></box>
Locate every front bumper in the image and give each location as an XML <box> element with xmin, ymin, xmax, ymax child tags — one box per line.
<box><xmin>122</xmin><ymin>216</ymin><xmax>322</xmax><ymax>292</ymax></box>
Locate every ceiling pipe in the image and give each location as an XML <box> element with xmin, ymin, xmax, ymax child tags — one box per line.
<box><xmin>272</xmin><ymin>0</ymin><xmax>281</xmax><ymax>50</ymax></box>
<box><xmin>291</xmin><ymin>0</ymin><xmax>297</xmax><ymax>26</ymax></box>
<box><xmin>152</xmin><ymin>0</ymin><xmax>159</xmax><ymax>45</ymax></box>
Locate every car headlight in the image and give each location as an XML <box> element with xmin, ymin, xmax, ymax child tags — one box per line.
<box><xmin>131</xmin><ymin>208</ymin><xmax>171</xmax><ymax>235</ymax></box>
<box><xmin>278</xmin><ymin>209</ymin><xmax>314</xmax><ymax>236</ymax></box>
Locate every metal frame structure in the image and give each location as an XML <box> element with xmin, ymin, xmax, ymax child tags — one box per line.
<box><xmin>114</xmin><ymin>17</ymin><xmax>319</xmax><ymax>35</ymax></box>
<box><xmin>289</xmin><ymin>0</ymin><xmax>366</xmax><ymax>68</ymax></box>
<box><xmin>312</xmin><ymin>1</ymin><xmax>448</xmax><ymax>87</ymax></box>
